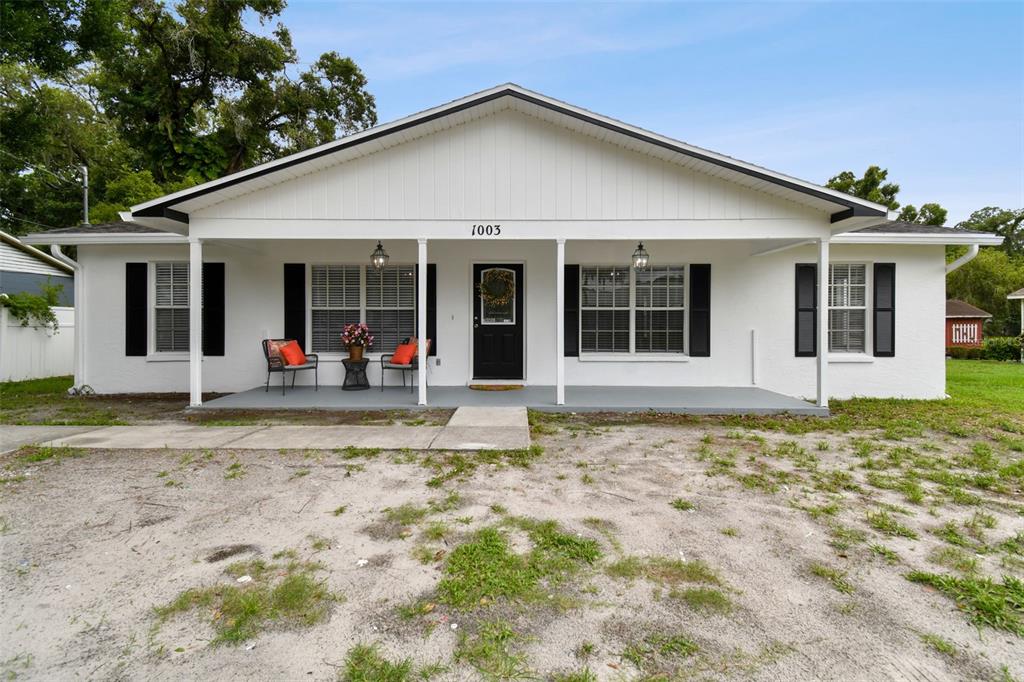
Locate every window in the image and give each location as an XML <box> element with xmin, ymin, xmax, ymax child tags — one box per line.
<box><xmin>635</xmin><ymin>266</ymin><xmax>685</xmax><ymax>353</ymax></box>
<box><xmin>580</xmin><ymin>265</ymin><xmax>686</xmax><ymax>354</ymax></box>
<box><xmin>828</xmin><ymin>263</ymin><xmax>867</xmax><ymax>353</ymax></box>
<box><xmin>365</xmin><ymin>265</ymin><xmax>416</xmax><ymax>352</ymax></box>
<box><xmin>154</xmin><ymin>262</ymin><xmax>189</xmax><ymax>352</ymax></box>
<box><xmin>311</xmin><ymin>265</ymin><xmax>361</xmax><ymax>353</ymax></box>
<box><xmin>310</xmin><ymin>264</ymin><xmax>416</xmax><ymax>354</ymax></box>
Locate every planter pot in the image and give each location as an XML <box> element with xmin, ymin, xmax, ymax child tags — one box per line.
<box><xmin>348</xmin><ymin>344</ymin><xmax>365</xmax><ymax>361</ymax></box>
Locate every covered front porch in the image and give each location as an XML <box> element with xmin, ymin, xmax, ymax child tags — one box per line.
<box><xmin>201</xmin><ymin>385</ymin><xmax>828</xmax><ymax>416</ymax></box>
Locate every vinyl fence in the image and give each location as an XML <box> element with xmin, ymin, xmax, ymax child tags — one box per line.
<box><xmin>0</xmin><ymin>306</ymin><xmax>74</xmax><ymax>382</ymax></box>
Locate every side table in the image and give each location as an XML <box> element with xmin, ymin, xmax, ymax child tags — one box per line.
<box><xmin>341</xmin><ymin>358</ymin><xmax>370</xmax><ymax>391</ymax></box>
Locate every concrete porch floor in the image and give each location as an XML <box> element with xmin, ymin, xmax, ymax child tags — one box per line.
<box><xmin>201</xmin><ymin>385</ymin><xmax>828</xmax><ymax>416</ymax></box>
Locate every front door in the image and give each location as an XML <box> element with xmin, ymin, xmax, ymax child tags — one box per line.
<box><xmin>472</xmin><ymin>263</ymin><xmax>524</xmax><ymax>380</ymax></box>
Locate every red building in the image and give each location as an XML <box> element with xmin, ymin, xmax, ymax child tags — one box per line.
<box><xmin>945</xmin><ymin>299</ymin><xmax>992</xmax><ymax>349</ymax></box>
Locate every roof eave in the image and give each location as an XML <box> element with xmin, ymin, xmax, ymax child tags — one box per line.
<box><xmin>832</xmin><ymin>232</ymin><xmax>1004</xmax><ymax>246</ymax></box>
<box><xmin>23</xmin><ymin>231</ymin><xmax>188</xmax><ymax>245</ymax></box>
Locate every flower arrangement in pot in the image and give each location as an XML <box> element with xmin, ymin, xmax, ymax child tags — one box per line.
<box><xmin>341</xmin><ymin>323</ymin><xmax>374</xmax><ymax>361</ymax></box>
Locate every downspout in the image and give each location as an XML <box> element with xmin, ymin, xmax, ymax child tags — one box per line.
<box><xmin>946</xmin><ymin>244</ymin><xmax>979</xmax><ymax>274</ymax></box>
<box><xmin>50</xmin><ymin>245</ymin><xmax>85</xmax><ymax>391</ymax></box>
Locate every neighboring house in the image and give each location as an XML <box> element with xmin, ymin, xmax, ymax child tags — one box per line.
<box><xmin>0</xmin><ymin>230</ymin><xmax>76</xmax><ymax>381</ymax></box>
<box><xmin>1009</xmin><ymin>288</ymin><xmax>1024</xmax><ymax>336</ymax></box>
<box><xmin>1</xmin><ymin>230</ymin><xmax>74</xmax><ymax>304</ymax></box>
<box><xmin>27</xmin><ymin>84</ymin><xmax>1003</xmax><ymax>409</ymax></box>
<box><xmin>945</xmin><ymin>299</ymin><xmax>991</xmax><ymax>349</ymax></box>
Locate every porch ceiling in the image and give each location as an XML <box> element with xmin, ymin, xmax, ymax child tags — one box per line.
<box><xmin>201</xmin><ymin>385</ymin><xmax>828</xmax><ymax>416</ymax></box>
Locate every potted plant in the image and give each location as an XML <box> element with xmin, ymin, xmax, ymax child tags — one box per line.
<box><xmin>340</xmin><ymin>323</ymin><xmax>373</xmax><ymax>361</ymax></box>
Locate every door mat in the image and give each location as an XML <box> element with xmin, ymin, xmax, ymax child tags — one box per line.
<box><xmin>468</xmin><ymin>384</ymin><xmax>525</xmax><ymax>391</ymax></box>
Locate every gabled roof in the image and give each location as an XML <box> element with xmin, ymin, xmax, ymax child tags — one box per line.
<box><xmin>26</xmin><ymin>221</ymin><xmax>186</xmax><ymax>245</ymax></box>
<box><xmin>129</xmin><ymin>83</ymin><xmax>889</xmax><ymax>229</ymax></box>
<box><xmin>1008</xmin><ymin>287</ymin><xmax>1024</xmax><ymax>300</ymax></box>
<box><xmin>832</xmin><ymin>221</ymin><xmax>1003</xmax><ymax>245</ymax></box>
<box><xmin>41</xmin><ymin>221</ymin><xmax>164</xmax><ymax>235</ymax></box>
<box><xmin>0</xmin><ymin>230</ymin><xmax>74</xmax><ymax>275</ymax></box>
<box><xmin>946</xmin><ymin>299</ymin><xmax>992</xmax><ymax>319</ymax></box>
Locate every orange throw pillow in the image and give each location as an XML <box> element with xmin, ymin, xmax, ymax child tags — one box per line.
<box><xmin>279</xmin><ymin>340</ymin><xmax>308</xmax><ymax>366</ymax></box>
<box><xmin>391</xmin><ymin>342</ymin><xmax>417</xmax><ymax>365</ymax></box>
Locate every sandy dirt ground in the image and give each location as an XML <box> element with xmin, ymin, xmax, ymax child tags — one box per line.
<box><xmin>1</xmin><ymin>422</ymin><xmax>1022</xmax><ymax>681</ymax></box>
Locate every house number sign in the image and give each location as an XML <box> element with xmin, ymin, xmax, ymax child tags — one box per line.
<box><xmin>471</xmin><ymin>224</ymin><xmax>502</xmax><ymax>237</ymax></box>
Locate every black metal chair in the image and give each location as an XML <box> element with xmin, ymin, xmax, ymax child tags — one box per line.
<box><xmin>261</xmin><ymin>339</ymin><xmax>318</xmax><ymax>395</ymax></box>
<box><xmin>380</xmin><ymin>338</ymin><xmax>431</xmax><ymax>392</ymax></box>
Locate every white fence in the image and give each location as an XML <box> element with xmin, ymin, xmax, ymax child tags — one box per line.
<box><xmin>0</xmin><ymin>306</ymin><xmax>74</xmax><ymax>382</ymax></box>
<box><xmin>950</xmin><ymin>321</ymin><xmax>980</xmax><ymax>345</ymax></box>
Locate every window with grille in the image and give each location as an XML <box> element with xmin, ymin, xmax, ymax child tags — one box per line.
<box><xmin>828</xmin><ymin>263</ymin><xmax>867</xmax><ymax>353</ymax></box>
<box><xmin>365</xmin><ymin>265</ymin><xmax>416</xmax><ymax>352</ymax></box>
<box><xmin>154</xmin><ymin>262</ymin><xmax>189</xmax><ymax>352</ymax></box>
<box><xmin>635</xmin><ymin>266</ymin><xmax>685</xmax><ymax>353</ymax></box>
<box><xmin>581</xmin><ymin>265</ymin><xmax>685</xmax><ymax>354</ymax></box>
<box><xmin>311</xmin><ymin>265</ymin><xmax>361</xmax><ymax>353</ymax></box>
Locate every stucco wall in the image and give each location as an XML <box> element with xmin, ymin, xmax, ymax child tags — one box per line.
<box><xmin>77</xmin><ymin>240</ymin><xmax>946</xmax><ymax>400</ymax></box>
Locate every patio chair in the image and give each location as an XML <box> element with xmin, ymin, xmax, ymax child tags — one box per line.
<box><xmin>380</xmin><ymin>337</ymin><xmax>431</xmax><ymax>392</ymax></box>
<box><xmin>262</xmin><ymin>339</ymin><xmax>318</xmax><ymax>395</ymax></box>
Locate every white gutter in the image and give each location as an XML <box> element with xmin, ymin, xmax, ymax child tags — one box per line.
<box><xmin>946</xmin><ymin>244</ymin><xmax>979</xmax><ymax>274</ymax></box>
<box><xmin>50</xmin><ymin>245</ymin><xmax>86</xmax><ymax>390</ymax></box>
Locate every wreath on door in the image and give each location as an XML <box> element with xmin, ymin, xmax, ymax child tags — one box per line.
<box><xmin>478</xmin><ymin>269</ymin><xmax>516</xmax><ymax>307</ymax></box>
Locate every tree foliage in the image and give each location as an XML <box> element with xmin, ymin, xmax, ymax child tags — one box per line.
<box><xmin>946</xmin><ymin>247</ymin><xmax>1024</xmax><ymax>336</ymax></box>
<box><xmin>826</xmin><ymin>165</ymin><xmax>948</xmax><ymax>225</ymax></box>
<box><xmin>956</xmin><ymin>207</ymin><xmax>1024</xmax><ymax>258</ymax></box>
<box><xmin>0</xmin><ymin>0</ymin><xmax>376</xmax><ymax>235</ymax></box>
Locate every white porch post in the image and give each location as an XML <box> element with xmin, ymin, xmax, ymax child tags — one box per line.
<box><xmin>189</xmin><ymin>238</ymin><xmax>203</xmax><ymax>407</ymax></box>
<box><xmin>816</xmin><ymin>238</ymin><xmax>829</xmax><ymax>408</ymax></box>
<box><xmin>417</xmin><ymin>238</ymin><xmax>428</xmax><ymax>405</ymax></box>
<box><xmin>555</xmin><ymin>238</ymin><xmax>565</xmax><ymax>405</ymax></box>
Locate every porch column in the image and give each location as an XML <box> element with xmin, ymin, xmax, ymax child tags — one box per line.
<box><xmin>189</xmin><ymin>238</ymin><xmax>203</xmax><ymax>407</ymax></box>
<box><xmin>417</xmin><ymin>238</ymin><xmax>428</xmax><ymax>405</ymax></box>
<box><xmin>816</xmin><ymin>237</ymin><xmax>829</xmax><ymax>408</ymax></box>
<box><xmin>555</xmin><ymin>238</ymin><xmax>565</xmax><ymax>405</ymax></box>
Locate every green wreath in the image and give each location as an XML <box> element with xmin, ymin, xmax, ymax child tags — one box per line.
<box><xmin>478</xmin><ymin>269</ymin><xmax>515</xmax><ymax>307</ymax></box>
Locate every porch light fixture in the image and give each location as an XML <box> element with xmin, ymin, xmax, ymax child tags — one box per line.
<box><xmin>370</xmin><ymin>241</ymin><xmax>389</xmax><ymax>270</ymax></box>
<box><xmin>631</xmin><ymin>241</ymin><xmax>650</xmax><ymax>270</ymax></box>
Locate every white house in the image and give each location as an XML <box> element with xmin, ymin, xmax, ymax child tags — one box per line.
<box><xmin>27</xmin><ymin>84</ymin><xmax>1002</xmax><ymax>411</ymax></box>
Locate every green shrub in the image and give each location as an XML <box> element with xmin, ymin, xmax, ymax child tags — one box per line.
<box><xmin>0</xmin><ymin>281</ymin><xmax>63</xmax><ymax>332</ymax></box>
<box><xmin>948</xmin><ymin>346</ymin><xmax>983</xmax><ymax>360</ymax></box>
<box><xmin>982</xmin><ymin>336</ymin><xmax>1022</xmax><ymax>362</ymax></box>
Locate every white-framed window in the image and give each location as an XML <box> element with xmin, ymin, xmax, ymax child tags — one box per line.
<box><xmin>311</xmin><ymin>265</ymin><xmax>361</xmax><ymax>353</ymax></box>
<box><xmin>153</xmin><ymin>261</ymin><xmax>189</xmax><ymax>353</ymax></box>
<box><xmin>828</xmin><ymin>263</ymin><xmax>867</xmax><ymax>353</ymax></box>
<box><xmin>580</xmin><ymin>265</ymin><xmax>686</xmax><ymax>354</ymax></box>
<box><xmin>365</xmin><ymin>265</ymin><xmax>416</xmax><ymax>352</ymax></box>
<box><xmin>309</xmin><ymin>264</ymin><xmax>417</xmax><ymax>354</ymax></box>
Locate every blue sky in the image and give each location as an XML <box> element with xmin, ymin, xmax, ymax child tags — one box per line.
<box><xmin>275</xmin><ymin>1</ymin><xmax>1023</xmax><ymax>224</ymax></box>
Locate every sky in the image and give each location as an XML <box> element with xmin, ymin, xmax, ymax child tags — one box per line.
<box><xmin>272</xmin><ymin>1</ymin><xmax>1023</xmax><ymax>224</ymax></box>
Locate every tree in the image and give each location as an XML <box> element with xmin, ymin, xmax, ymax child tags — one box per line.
<box><xmin>0</xmin><ymin>0</ymin><xmax>124</xmax><ymax>76</ymax></box>
<box><xmin>91</xmin><ymin>0</ymin><xmax>377</xmax><ymax>183</ymax></box>
<box><xmin>956</xmin><ymin>207</ymin><xmax>1024</xmax><ymax>258</ymax></box>
<box><xmin>826</xmin><ymin>165</ymin><xmax>948</xmax><ymax>225</ymax></box>
<box><xmin>946</xmin><ymin>247</ymin><xmax>1024</xmax><ymax>336</ymax></box>
<box><xmin>897</xmin><ymin>203</ymin><xmax>947</xmax><ymax>226</ymax></box>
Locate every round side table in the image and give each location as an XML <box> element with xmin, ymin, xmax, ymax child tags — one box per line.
<box><xmin>341</xmin><ymin>358</ymin><xmax>370</xmax><ymax>391</ymax></box>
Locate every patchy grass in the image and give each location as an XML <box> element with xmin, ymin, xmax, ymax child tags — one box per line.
<box><xmin>436</xmin><ymin>520</ymin><xmax>600</xmax><ymax>610</ymax></box>
<box><xmin>809</xmin><ymin>562</ymin><xmax>854</xmax><ymax>594</ymax></box>
<box><xmin>339</xmin><ymin>643</ymin><xmax>444</xmax><ymax>681</ymax></box>
<box><xmin>454</xmin><ymin>621</ymin><xmax>531</xmax><ymax>680</ymax></box>
<box><xmin>669</xmin><ymin>586</ymin><xmax>734</xmax><ymax>614</ymax></box>
<box><xmin>919</xmin><ymin>633</ymin><xmax>957</xmax><ymax>657</ymax></box>
<box><xmin>153</xmin><ymin>555</ymin><xmax>338</xmax><ymax>645</ymax></box>
<box><xmin>669</xmin><ymin>498</ymin><xmax>695</xmax><ymax>511</ymax></box>
<box><xmin>422</xmin><ymin>445</ymin><xmax>544</xmax><ymax>488</ymax></box>
<box><xmin>621</xmin><ymin>632</ymin><xmax>698</xmax><ymax>676</ymax></box>
<box><xmin>869</xmin><ymin>544</ymin><xmax>900</xmax><ymax>564</ymax></box>
<box><xmin>16</xmin><ymin>445</ymin><xmax>83</xmax><ymax>464</ymax></box>
<box><xmin>866</xmin><ymin>510</ymin><xmax>919</xmax><ymax>540</ymax></box>
<box><xmin>607</xmin><ymin>556</ymin><xmax>722</xmax><ymax>587</ymax></box>
<box><xmin>906</xmin><ymin>571</ymin><xmax>1024</xmax><ymax>636</ymax></box>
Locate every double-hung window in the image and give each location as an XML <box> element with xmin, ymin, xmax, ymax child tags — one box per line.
<box><xmin>311</xmin><ymin>265</ymin><xmax>361</xmax><ymax>353</ymax></box>
<box><xmin>310</xmin><ymin>264</ymin><xmax>417</xmax><ymax>354</ymax></box>
<box><xmin>580</xmin><ymin>265</ymin><xmax>686</xmax><ymax>355</ymax></box>
<box><xmin>365</xmin><ymin>265</ymin><xmax>416</xmax><ymax>352</ymax></box>
<box><xmin>154</xmin><ymin>262</ymin><xmax>189</xmax><ymax>352</ymax></box>
<box><xmin>828</xmin><ymin>263</ymin><xmax>867</xmax><ymax>353</ymax></box>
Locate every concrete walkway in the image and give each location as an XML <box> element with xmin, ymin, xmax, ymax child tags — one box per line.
<box><xmin>0</xmin><ymin>406</ymin><xmax>530</xmax><ymax>453</ymax></box>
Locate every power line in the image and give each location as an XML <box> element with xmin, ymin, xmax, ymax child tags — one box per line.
<box><xmin>0</xmin><ymin>149</ymin><xmax>79</xmax><ymax>186</ymax></box>
<box><xmin>1</xmin><ymin>213</ymin><xmax>61</xmax><ymax>231</ymax></box>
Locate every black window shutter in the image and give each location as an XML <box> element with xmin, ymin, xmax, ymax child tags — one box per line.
<box><xmin>564</xmin><ymin>264</ymin><xmax>579</xmax><ymax>357</ymax></box>
<box><xmin>125</xmin><ymin>262</ymin><xmax>147</xmax><ymax>356</ymax></box>
<box><xmin>283</xmin><ymin>263</ymin><xmax>306</xmax><ymax>349</ymax></box>
<box><xmin>795</xmin><ymin>263</ymin><xmax>817</xmax><ymax>357</ymax></box>
<box><xmin>873</xmin><ymin>263</ymin><xmax>895</xmax><ymax>357</ymax></box>
<box><xmin>689</xmin><ymin>264</ymin><xmax>711</xmax><ymax>357</ymax></box>
<box><xmin>202</xmin><ymin>263</ymin><xmax>225</xmax><ymax>356</ymax></box>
